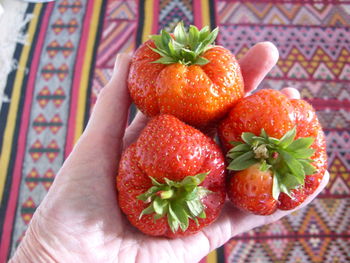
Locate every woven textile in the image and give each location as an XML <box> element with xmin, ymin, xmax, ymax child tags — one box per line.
<box><xmin>0</xmin><ymin>1</ymin><xmax>349</xmax><ymax>262</ymax></box>
<box><xmin>0</xmin><ymin>1</ymin><xmax>106</xmax><ymax>261</ymax></box>
<box><xmin>215</xmin><ymin>2</ymin><xmax>350</xmax><ymax>262</ymax></box>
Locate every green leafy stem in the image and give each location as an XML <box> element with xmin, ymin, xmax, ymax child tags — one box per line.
<box><xmin>227</xmin><ymin>127</ymin><xmax>317</xmax><ymax>200</ymax></box>
<box><xmin>137</xmin><ymin>172</ymin><xmax>212</xmax><ymax>233</ymax></box>
<box><xmin>149</xmin><ymin>21</ymin><xmax>219</xmax><ymax>66</ymax></box>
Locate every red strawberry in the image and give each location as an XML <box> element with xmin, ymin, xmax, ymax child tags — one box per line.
<box><xmin>278</xmin><ymin>188</ymin><xmax>307</xmax><ymax>211</ymax></box>
<box><xmin>228</xmin><ymin>164</ymin><xmax>277</xmax><ymax>215</ymax></box>
<box><xmin>218</xmin><ymin>89</ymin><xmax>327</xmax><ymax>214</ymax></box>
<box><xmin>117</xmin><ymin>114</ymin><xmax>226</xmax><ymax>237</ymax></box>
<box><xmin>289</xmin><ymin>99</ymin><xmax>327</xmax><ymax>196</ymax></box>
<box><xmin>128</xmin><ymin>22</ymin><xmax>244</xmax><ymax>128</ymax></box>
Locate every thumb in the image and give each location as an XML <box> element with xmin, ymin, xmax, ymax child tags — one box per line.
<box><xmin>84</xmin><ymin>53</ymin><xmax>132</xmax><ymax>144</ymax></box>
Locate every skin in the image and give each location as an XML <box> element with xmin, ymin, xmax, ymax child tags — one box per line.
<box><xmin>10</xmin><ymin>42</ymin><xmax>329</xmax><ymax>263</ymax></box>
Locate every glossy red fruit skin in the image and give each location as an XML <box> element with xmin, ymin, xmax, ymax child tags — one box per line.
<box><xmin>117</xmin><ymin>114</ymin><xmax>226</xmax><ymax>237</ymax></box>
<box><xmin>227</xmin><ymin>164</ymin><xmax>277</xmax><ymax>215</ymax></box>
<box><xmin>278</xmin><ymin>188</ymin><xmax>307</xmax><ymax>210</ymax></box>
<box><xmin>218</xmin><ymin>89</ymin><xmax>327</xmax><ymax>212</ymax></box>
<box><xmin>289</xmin><ymin>99</ymin><xmax>327</xmax><ymax>196</ymax></box>
<box><xmin>128</xmin><ymin>40</ymin><xmax>244</xmax><ymax>128</ymax></box>
<box><xmin>219</xmin><ymin>89</ymin><xmax>296</xmax><ymax>152</ymax></box>
<box><xmin>128</xmin><ymin>41</ymin><xmax>165</xmax><ymax>117</ymax></box>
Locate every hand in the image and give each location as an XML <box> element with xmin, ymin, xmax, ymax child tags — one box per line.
<box><xmin>11</xmin><ymin>42</ymin><xmax>329</xmax><ymax>263</ymax></box>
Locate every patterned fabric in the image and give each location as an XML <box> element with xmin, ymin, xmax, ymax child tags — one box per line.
<box><xmin>216</xmin><ymin>1</ymin><xmax>350</xmax><ymax>263</ymax></box>
<box><xmin>91</xmin><ymin>0</ymin><xmax>137</xmax><ymax>108</ymax></box>
<box><xmin>0</xmin><ymin>1</ymin><xmax>105</xmax><ymax>261</ymax></box>
<box><xmin>0</xmin><ymin>1</ymin><xmax>349</xmax><ymax>262</ymax></box>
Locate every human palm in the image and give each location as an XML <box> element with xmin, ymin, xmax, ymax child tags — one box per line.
<box><xmin>11</xmin><ymin>42</ymin><xmax>328</xmax><ymax>263</ymax></box>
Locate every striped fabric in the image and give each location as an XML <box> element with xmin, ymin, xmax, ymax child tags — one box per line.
<box><xmin>1</xmin><ymin>1</ymin><xmax>349</xmax><ymax>262</ymax></box>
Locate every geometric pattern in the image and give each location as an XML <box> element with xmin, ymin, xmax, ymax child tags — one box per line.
<box><xmin>216</xmin><ymin>3</ymin><xmax>350</xmax><ymax>26</ymax></box>
<box><xmin>36</xmin><ymin>87</ymin><xmax>66</xmax><ymax>108</ymax></box>
<box><xmin>25</xmin><ymin>168</ymin><xmax>55</xmax><ymax>191</ymax></box>
<box><xmin>8</xmin><ymin>0</ymin><xmax>88</xmax><ymax>255</ymax></box>
<box><xmin>51</xmin><ymin>18</ymin><xmax>79</xmax><ymax>34</ymax></box>
<box><xmin>219</xmin><ymin>26</ymin><xmax>350</xmax><ymax>81</ymax></box>
<box><xmin>0</xmin><ymin>1</ymin><xmax>105</xmax><ymax>260</ymax></box>
<box><xmin>20</xmin><ymin>197</ymin><xmax>37</xmax><ymax>225</ymax></box>
<box><xmin>46</xmin><ymin>40</ymin><xmax>74</xmax><ymax>58</ymax></box>
<box><xmin>58</xmin><ymin>0</ymin><xmax>83</xmax><ymax>14</ymax></box>
<box><xmin>224</xmin><ymin>199</ymin><xmax>350</xmax><ymax>263</ymax></box>
<box><xmin>217</xmin><ymin>1</ymin><xmax>350</xmax><ymax>262</ymax></box>
<box><xmin>1</xmin><ymin>1</ymin><xmax>349</xmax><ymax>262</ymax></box>
<box><xmin>159</xmin><ymin>0</ymin><xmax>193</xmax><ymax>30</ymax></box>
<box><xmin>91</xmin><ymin>0</ymin><xmax>137</xmax><ymax>107</ymax></box>
<box><xmin>32</xmin><ymin>114</ymin><xmax>63</xmax><ymax>134</ymax></box>
<box><xmin>28</xmin><ymin>140</ymin><xmax>60</xmax><ymax>162</ymax></box>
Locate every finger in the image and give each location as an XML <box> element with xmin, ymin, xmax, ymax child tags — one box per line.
<box><xmin>239</xmin><ymin>42</ymin><xmax>279</xmax><ymax>93</ymax></box>
<box><xmin>84</xmin><ymin>53</ymin><xmax>132</xmax><ymax>144</ymax></box>
<box><xmin>123</xmin><ymin>111</ymin><xmax>150</xmax><ymax>149</ymax></box>
<box><xmin>281</xmin><ymin>87</ymin><xmax>301</xmax><ymax>99</ymax></box>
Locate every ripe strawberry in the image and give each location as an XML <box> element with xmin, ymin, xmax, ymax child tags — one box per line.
<box><xmin>218</xmin><ymin>89</ymin><xmax>327</xmax><ymax>214</ymax></box>
<box><xmin>228</xmin><ymin>164</ymin><xmax>277</xmax><ymax>215</ymax></box>
<box><xmin>290</xmin><ymin>99</ymin><xmax>327</xmax><ymax>196</ymax></box>
<box><xmin>117</xmin><ymin>114</ymin><xmax>226</xmax><ymax>237</ymax></box>
<box><xmin>128</xmin><ymin>22</ymin><xmax>244</xmax><ymax>128</ymax></box>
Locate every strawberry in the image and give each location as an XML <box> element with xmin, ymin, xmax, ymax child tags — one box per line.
<box><xmin>228</xmin><ymin>164</ymin><xmax>277</xmax><ymax>215</ymax></box>
<box><xmin>289</xmin><ymin>99</ymin><xmax>327</xmax><ymax>196</ymax></box>
<box><xmin>218</xmin><ymin>89</ymin><xmax>327</xmax><ymax>215</ymax></box>
<box><xmin>128</xmin><ymin>22</ymin><xmax>244</xmax><ymax>128</ymax></box>
<box><xmin>117</xmin><ymin>114</ymin><xmax>226</xmax><ymax>237</ymax></box>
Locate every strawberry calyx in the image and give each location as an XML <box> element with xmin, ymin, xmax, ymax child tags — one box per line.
<box><xmin>227</xmin><ymin>127</ymin><xmax>317</xmax><ymax>200</ymax></box>
<box><xmin>137</xmin><ymin>172</ymin><xmax>212</xmax><ymax>233</ymax></box>
<box><xmin>149</xmin><ymin>21</ymin><xmax>218</xmax><ymax>66</ymax></box>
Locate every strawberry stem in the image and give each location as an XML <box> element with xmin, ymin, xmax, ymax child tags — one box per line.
<box><xmin>149</xmin><ymin>21</ymin><xmax>218</xmax><ymax>66</ymax></box>
<box><xmin>227</xmin><ymin>127</ymin><xmax>317</xmax><ymax>200</ymax></box>
<box><xmin>253</xmin><ymin>144</ymin><xmax>269</xmax><ymax>159</ymax></box>
<box><xmin>137</xmin><ymin>172</ymin><xmax>212</xmax><ymax>233</ymax></box>
<box><xmin>158</xmin><ymin>189</ymin><xmax>174</xmax><ymax>199</ymax></box>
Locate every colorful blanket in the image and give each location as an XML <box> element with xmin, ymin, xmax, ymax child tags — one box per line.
<box><xmin>0</xmin><ymin>1</ymin><xmax>349</xmax><ymax>262</ymax></box>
